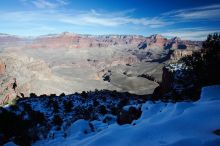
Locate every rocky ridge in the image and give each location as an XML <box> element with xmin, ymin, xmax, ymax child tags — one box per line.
<box><xmin>0</xmin><ymin>32</ymin><xmax>201</xmax><ymax>50</ymax></box>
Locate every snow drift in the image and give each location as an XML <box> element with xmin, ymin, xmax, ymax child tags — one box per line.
<box><xmin>30</xmin><ymin>85</ymin><xmax>220</xmax><ymax>146</ymax></box>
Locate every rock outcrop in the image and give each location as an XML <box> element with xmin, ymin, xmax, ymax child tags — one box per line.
<box><xmin>152</xmin><ymin>66</ymin><xmax>174</xmax><ymax>99</ymax></box>
<box><xmin>135</xmin><ymin>34</ymin><xmax>201</xmax><ymax>62</ymax></box>
<box><xmin>0</xmin><ymin>78</ymin><xmax>18</xmax><ymax>105</ymax></box>
<box><xmin>148</xmin><ymin>34</ymin><xmax>167</xmax><ymax>48</ymax></box>
<box><xmin>0</xmin><ymin>54</ymin><xmax>54</xmax><ymax>105</ymax></box>
<box><xmin>152</xmin><ymin>63</ymin><xmax>200</xmax><ymax>101</ymax></box>
<box><xmin>170</xmin><ymin>49</ymin><xmax>193</xmax><ymax>61</ymax></box>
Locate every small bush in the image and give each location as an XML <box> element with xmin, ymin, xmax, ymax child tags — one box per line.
<box><xmin>23</xmin><ymin>103</ymin><xmax>32</xmax><ymax>111</ymax></box>
<box><xmin>118</xmin><ymin>98</ymin><xmax>129</xmax><ymax>109</ymax></box>
<box><xmin>93</xmin><ymin>99</ymin><xmax>99</xmax><ymax>107</ymax></box>
<box><xmin>81</xmin><ymin>91</ymin><xmax>88</xmax><ymax>99</ymax></box>
<box><xmin>102</xmin><ymin>96</ymin><xmax>107</xmax><ymax>102</ymax></box>
<box><xmin>117</xmin><ymin>107</ymin><xmax>142</xmax><ymax>125</ymax></box>
<box><xmin>52</xmin><ymin>115</ymin><xmax>63</xmax><ymax>127</ymax></box>
<box><xmin>30</xmin><ymin>93</ymin><xmax>37</xmax><ymax>98</ymax></box>
<box><xmin>110</xmin><ymin>106</ymin><xmax>119</xmax><ymax>116</ymax></box>
<box><xmin>39</xmin><ymin>94</ymin><xmax>47</xmax><ymax>98</ymax></box>
<box><xmin>99</xmin><ymin>105</ymin><xmax>107</xmax><ymax>115</ymax></box>
<box><xmin>50</xmin><ymin>94</ymin><xmax>57</xmax><ymax>97</ymax></box>
<box><xmin>28</xmin><ymin>110</ymin><xmax>46</xmax><ymax>124</ymax></box>
<box><xmin>53</xmin><ymin>101</ymin><xmax>59</xmax><ymax>113</ymax></box>
<box><xmin>64</xmin><ymin>101</ymin><xmax>73</xmax><ymax>113</ymax></box>
<box><xmin>60</xmin><ymin>93</ymin><xmax>65</xmax><ymax>97</ymax></box>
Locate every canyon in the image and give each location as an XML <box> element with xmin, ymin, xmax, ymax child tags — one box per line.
<box><xmin>0</xmin><ymin>32</ymin><xmax>201</xmax><ymax>105</ymax></box>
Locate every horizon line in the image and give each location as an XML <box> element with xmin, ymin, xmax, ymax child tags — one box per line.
<box><xmin>0</xmin><ymin>31</ymin><xmax>208</xmax><ymax>41</ymax></box>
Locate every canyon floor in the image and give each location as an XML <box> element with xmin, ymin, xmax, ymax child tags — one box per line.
<box><xmin>0</xmin><ymin>46</ymin><xmax>161</xmax><ymax>97</ymax></box>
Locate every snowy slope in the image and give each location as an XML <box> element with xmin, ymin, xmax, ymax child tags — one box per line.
<box><xmin>33</xmin><ymin>85</ymin><xmax>220</xmax><ymax>146</ymax></box>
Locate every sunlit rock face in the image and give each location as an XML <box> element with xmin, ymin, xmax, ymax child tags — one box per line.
<box><xmin>30</xmin><ymin>33</ymin><xmax>147</xmax><ymax>49</ymax></box>
<box><xmin>148</xmin><ymin>34</ymin><xmax>167</xmax><ymax>48</ymax></box>
<box><xmin>170</xmin><ymin>50</ymin><xmax>193</xmax><ymax>61</ymax></box>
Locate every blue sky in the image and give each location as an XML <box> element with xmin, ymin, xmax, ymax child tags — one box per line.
<box><xmin>0</xmin><ymin>0</ymin><xmax>220</xmax><ymax>40</ymax></box>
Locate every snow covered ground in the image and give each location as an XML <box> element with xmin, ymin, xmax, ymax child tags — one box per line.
<box><xmin>29</xmin><ymin>85</ymin><xmax>220</xmax><ymax>146</ymax></box>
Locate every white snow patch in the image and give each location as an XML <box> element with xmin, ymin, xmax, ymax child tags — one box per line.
<box><xmin>33</xmin><ymin>86</ymin><xmax>220</xmax><ymax>146</ymax></box>
<box><xmin>167</xmin><ymin>63</ymin><xmax>185</xmax><ymax>72</ymax></box>
<box><xmin>200</xmin><ymin>85</ymin><xmax>220</xmax><ymax>101</ymax></box>
<box><xmin>3</xmin><ymin>142</ymin><xmax>18</xmax><ymax>146</ymax></box>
